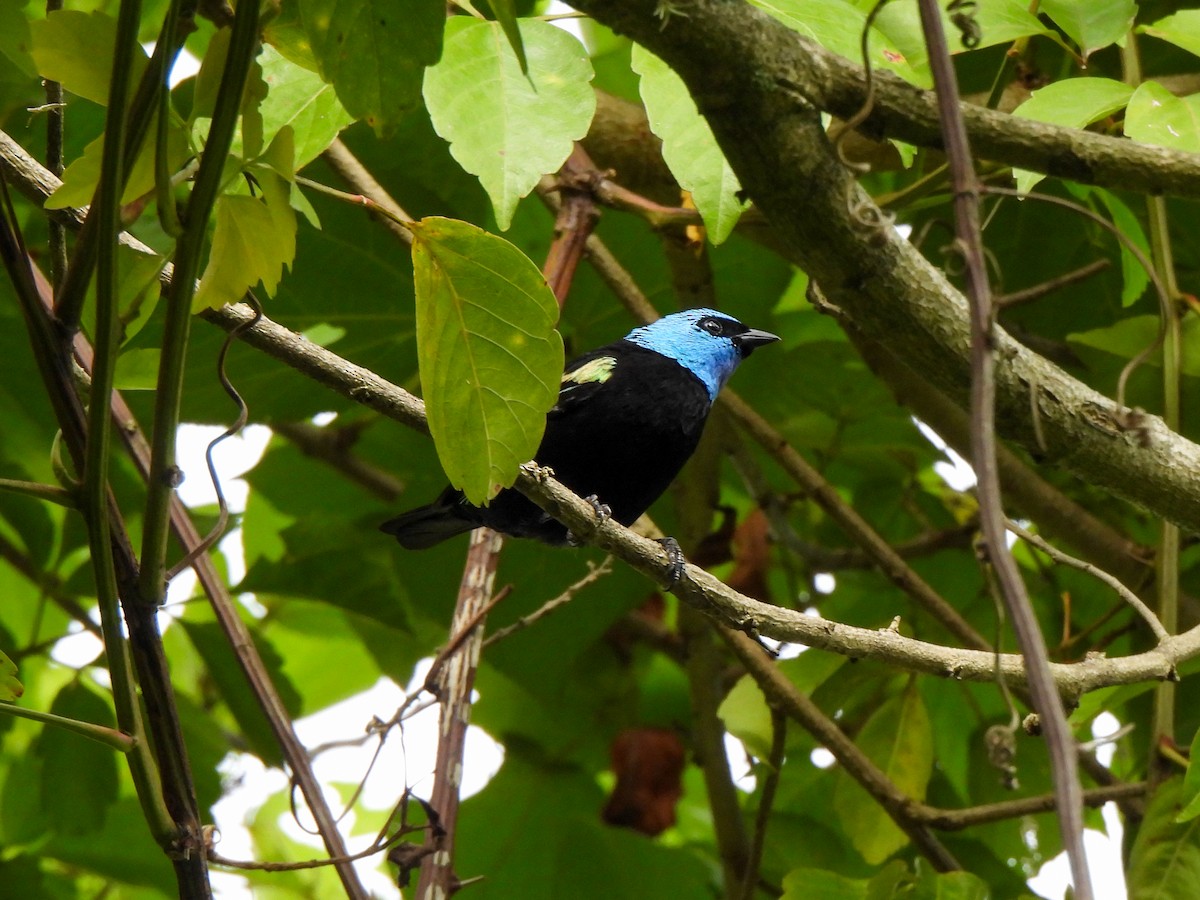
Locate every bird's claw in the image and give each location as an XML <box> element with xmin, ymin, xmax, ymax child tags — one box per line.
<box><xmin>584</xmin><ymin>494</ymin><xmax>612</xmax><ymax>522</ymax></box>
<box><xmin>656</xmin><ymin>537</ymin><xmax>686</xmax><ymax>588</ymax></box>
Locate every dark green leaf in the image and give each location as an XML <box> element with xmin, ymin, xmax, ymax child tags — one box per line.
<box><xmin>296</xmin><ymin>0</ymin><xmax>444</xmax><ymax>136</ymax></box>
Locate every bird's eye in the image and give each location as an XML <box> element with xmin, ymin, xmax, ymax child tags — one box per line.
<box><xmin>700</xmin><ymin>318</ymin><xmax>723</xmax><ymax>335</ymax></box>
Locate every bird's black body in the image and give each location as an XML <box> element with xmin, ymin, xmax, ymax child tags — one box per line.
<box><xmin>382</xmin><ymin>310</ymin><xmax>777</xmax><ymax>551</ymax></box>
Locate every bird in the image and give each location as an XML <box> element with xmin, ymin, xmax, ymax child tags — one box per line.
<box><xmin>381</xmin><ymin>308</ymin><xmax>779</xmax><ymax>578</ymax></box>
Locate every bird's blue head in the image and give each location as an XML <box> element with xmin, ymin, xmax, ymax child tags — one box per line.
<box><xmin>624</xmin><ymin>308</ymin><xmax>780</xmax><ymax>401</ymax></box>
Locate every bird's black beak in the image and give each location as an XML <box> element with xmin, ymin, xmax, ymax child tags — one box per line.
<box><xmin>734</xmin><ymin>328</ymin><xmax>781</xmax><ymax>356</ymax></box>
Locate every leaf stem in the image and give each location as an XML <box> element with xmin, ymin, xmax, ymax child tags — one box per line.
<box><xmin>0</xmin><ymin>701</ymin><xmax>137</xmax><ymax>751</ymax></box>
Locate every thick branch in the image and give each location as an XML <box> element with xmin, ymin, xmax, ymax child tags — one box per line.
<box><xmin>563</xmin><ymin>0</ymin><xmax>1200</xmax><ymax>540</ymax></box>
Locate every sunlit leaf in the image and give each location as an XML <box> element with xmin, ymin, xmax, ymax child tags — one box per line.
<box><xmin>1041</xmin><ymin>0</ymin><xmax>1135</xmax><ymax>59</ymax></box>
<box><xmin>1141</xmin><ymin>10</ymin><xmax>1200</xmax><ymax>59</ymax></box>
<box><xmin>1012</xmin><ymin>78</ymin><xmax>1133</xmax><ymax>193</ymax></box>
<box><xmin>29</xmin><ymin>10</ymin><xmax>147</xmax><ymax>106</ymax></box>
<box><xmin>631</xmin><ymin>45</ymin><xmax>745</xmax><ymax>244</ymax></box>
<box><xmin>424</xmin><ymin>18</ymin><xmax>596</xmax><ymax>230</ymax></box>
<box><xmin>411</xmin><ymin>217</ymin><xmax>563</xmax><ymax>504</ymax></box>
<box><xmin>750</xmin><ymin>0</ymin><xmax>918</xmax><ymax>83</ymax></box>
<box><xmin>45</xmin><ymin>118</ymin><xmax>190</xmax><ymax>210</ymax></box>
<box><xmin>1125</xmin><ymin>80</ymin><xmax>1200</xmax><ymax>154</ymax></box>
<box><xmin>193</xmin><ymin>172</ymin><xmax>297</xmax><ymax>311</ymax></box>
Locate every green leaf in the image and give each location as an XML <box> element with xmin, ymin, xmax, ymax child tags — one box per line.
<box><xmin>1011</xmin><ymin>78</ymin><xmax>1133</xmax><ymax>193</ymax></box>
<box><xmin>1125</xmin><ymin>80</ymin><xmax>1200</xmax><ymax>154</ymax></box>
<box><xmin>1128</xmin><ymin>778</ymin><xmax>1200</xmax><ymax>899</ymax></box>
<box><xmin>870</xmin><ymin>0</ymin><xmax>1052</xmax><ymax>82</ymax></box>
<box><xmin>1178</xmin><ymin>727</ymin><xmax>1200</xmax><ymax>823</ymax></box>
<box><xmin>296</xmin><ymin>0</ymin><xmax>445</xmax><ymax>136</ymax></box>
<box><xmin>911</xmin><ymin>862</ymin><xmax>991</xmax><ymax>900</ymax></box>
<box><xmin>0</xmin><ymin>649</ymin><xmax>21</xmax><ymax>702</ymax></box>
<box><xmin>1070</xmin><ymin>315</ymin><xmax>1200</xmax><ymax>378</ymax></box>
<box><xmin>257</xmin><ymin>44</ymin><xmax>355</xmax><ymax>169</ymax></box>
<box><xmin>833</xmin><ymin>679</ymin><xmax>933</xmax><ymax>864</ymax></box>
<box><xmin>411</xmin><ymin>217</ymin><xmax>564</xmax><ymax>504</ymax></box>
<box><xmin>35</xmin><ymin>681</ymin><xmax>119</xmax><ymax>835</ymax></box>
<box><xmin>631</xmin><ymin>45</ymin><xmax>746</xmax><ymax>244</ymax></box>
<box><xmin>781</xmin><ymin>867</ymin><xmax>870</xmax><ymax>899</ymax></box>
<box><xmin>45</xmin><ymin>117</ymin><xmax>190</xmax><ymax>210</ymax></box>
<box><xmin>193</xmin><ymin>172</ymin><xmax>298</xmax><ymax>311</ymax></box>
<box><xmin>424</xmin><ymin>18</ymin><xmax>596</xmax><ymax>230</ymax></box>
<box><xmin>750</xmin><ymin>0</ymin><xmax>919</xmax><ymax>84</ymax></box>
<box><xmin>720</xmin><ymin>652</ymin><xmax>845</xmax><ymax>759</ymax></box>
<box><xmin>1070</xmin><ymin>184</ymin><xmax>1150</xmax><ymax>307</ymax></box>
<box><xmin>1041</xmin><ymin>0</ymin><xmax>1136</xmax><ymax>59</ymax></box>
<box><xmin>113</xmin><ymin>348</ymin><xmax>160</xmax><ymax>391</ymax></box>
<box><xmin>28</xmin><ymin>10</ymin><xmax>148</xmax><ymax>106</ymax></box>
<box><xmin>1141</xmin><ymin>11</ymin><xmax>1200</xmax><ymax>59</ymax></box>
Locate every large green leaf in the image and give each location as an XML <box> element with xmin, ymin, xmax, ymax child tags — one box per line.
<box><xmin>631</xmin><ymin>45</ymin><xmax>746</xmax><ymax>244</ymax></box>
<box><xmin>256</xmin><ymin>44</ymin><xmax>355</xmax><ymax>169</ymax></box>
<box><xmin>294</xmin><ymin>0</ymin><xmax>444</xmax><ymax>136</ymax></box>
<box><xmin>1012</xmin><ymin>78</ymin><xmax>1133</xmax><ymax>194</ymax></box>
<box><xmin>750</xmin><ymin>0</ymin><xmax>919</xmax><ymax>83</ymax></box>
<box><xmin>28</xmin><ymin>9</ymin><xmax>147</xmax><ymax>106</ymax></box>
<box><xmin>423</xmin><ymin>18</ymin><xmax>596</xmax><ymax>230</ymax></box>
<box><xmin>1141</xmin><ymin>10</ymin><xmax>1200</xmax><ymax>58</ymax></box>
<box><xmin>833</xmin><ymin>679</ymin><xmax>934</xmax><ymax>864</ymax></box>
<box><xmin>411</xmin><ymin>216</ymin><xmax>563</xmax><ymax>504</ymax></box>
<box><xmin>1125</xmin><ymin>80</ymin><xmax>1200</xmax><ymax>154</ymax></box>
<box><xmin>1041</xmin><ymin>0</ymin><xmax>1136</xmax><ymax>59</ymax></box>
<box><xmin>1128</xmin><ymin>778</ymin><xmax>1200</xmax><ymax>899</ymax></box>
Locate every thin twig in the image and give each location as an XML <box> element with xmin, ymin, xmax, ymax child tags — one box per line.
<box><xmin>483</xmin><ymin>558</ymin><xmax>612</xmax><ymax>647</ymax></box>
<box><xmin>995</xmin><ymin>259</ymin><xmax>1111</xmax><ymax>309</ymax></box>
<box><xmin>1006</xmin><ymin>520</ymin><xmax>1168</xmax><ymax>643</ymax></box>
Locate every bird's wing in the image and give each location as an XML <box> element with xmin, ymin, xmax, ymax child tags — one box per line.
<box><xmin>550</xmin><ymin>348</ymin><xmax>619</xmax><ymax>418</ymax></box>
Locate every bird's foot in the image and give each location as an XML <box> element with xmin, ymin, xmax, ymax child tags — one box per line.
<box><xmin>584</xmin><ymin>494</ymin><xmax>612</xmax><ymax>522</ymax></box>
<box><xmin>656</xmin><ymin>537</ymin><xmax>687</xmax><ymax>588</ymax></box>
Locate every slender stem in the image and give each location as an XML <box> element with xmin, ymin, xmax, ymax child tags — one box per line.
<box><xmin>84</xmin><ymin>0</ymin><xmax>179</xmax><ymax>848</ymax></box>
<box><xmin>137</xmin><ymin>0</ymin><xmax>259</xmax><ymax>607</ymax></box>
<box><xmin>0</xmin><ymin>700</ymin><xmax>137</xmax><ymax>751</ymax></box>
<box><xmin>0</xmin><ymin>478</ymin><xmax>75</xmax><ymax>507</ymax></box>
<box><xmin>915</xmin><ymin>2</ymin><xmax>1091</xmax><ymax>896</ymax></box>
<box><xmin>1122</xmin><ymin>34</ymin><xmax>1181</xmax><ymax>779</ymax></box>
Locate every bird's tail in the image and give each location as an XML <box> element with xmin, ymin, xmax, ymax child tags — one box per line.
<box><xmin>380</xmin><ymin>500</ymin><xmax>474</xmax><ymax>549</ymax></box>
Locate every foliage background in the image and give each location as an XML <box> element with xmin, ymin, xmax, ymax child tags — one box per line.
<box><xmin>2</xmin><ymin>0</ymin><xmax>1200</xmax><ymax>897</ymax></box>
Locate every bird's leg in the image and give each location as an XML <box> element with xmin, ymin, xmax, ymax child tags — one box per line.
<box><xmin>584</xmin><ymin>494</ymin><xmax>612</xmax><ymax>522</ymax></box>
<box><xmin>656</xmin><ymin>537</ymin><xmax>687</xmax><ymax>587</ymax></box>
